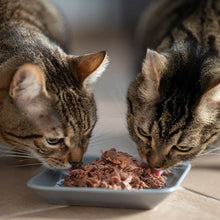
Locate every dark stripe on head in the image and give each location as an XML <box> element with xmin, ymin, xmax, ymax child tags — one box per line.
<box><xmin>4</xmin><ymin>131</ymin><xmax>43</xmax><ymax>139</ymax></box>
<box><xmin>207</xmin><ymin>35</ymin><xmax>218</xmax><ymax>55</ymax></box>
<box><xmin>166</xmin><ymin>97</ymin><xmax>174</xmax><ymax>115</ymax></box>
<box><xmin>155</xmin><ymin>102</ymin><xmax>164</xmax><ymax>121</ymax></box>
<box><xmin>212</xmin><ymin>0</ymin><xmax>220</xmax><ymax>16</ymax></box>
<box><xmin>157</xmin><ymin>120</ymin><xmax>163</xmax><ymax>138</ymax></box>
<box><xmin>148</xmin><ymin>120</ymin><xmax>154</xmax><ymax>134</ymax></box>
<box><xmin>169</xmin><ymin>34</ymin><xmax>174</xmax><ymax>46</ymax></box>
<box><xmin>167</xmin><ymin>128</ymin><xmax>181</xmax><ymax>139</ymax></box>
<box><xmin>162</xmin><ymin>0</ymin><xmax>201</xmax><ymax>43</ymax></box>
<box><xmin>177</xmin><ymin>23</ymin><xmax>198</xmax><ymax>47</ymax></box>
<box><xmin>202</xmin><ymin>132</ymin><xmax>218</xmax><ymax>144</ymax></box>
<box><xmin>127</xmin><ymin>98</ymin><xmax>134</xmax><ymax>115</ymax></box>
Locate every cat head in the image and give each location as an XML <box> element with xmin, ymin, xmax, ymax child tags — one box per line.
<box><xmin>1</xmin><ymin>51</ymin><xmax>108</xmax><ymax>169</ymax></box>
<box><xmin>127</xmin><ymin>48</ymin><xmax>220</xmax><ymax>169</ymax></box>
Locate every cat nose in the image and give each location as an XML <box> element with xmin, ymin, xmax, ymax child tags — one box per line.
<box><xmin>148</xmin><ymin>162</ymin><xmax>161</xmax><ymax>169</ymax></box>
<box><xmin>147</xmin><ymin>158</ymin><xmax>163</xmax><ymax>169</ymax></box>
<box><xmin>154</xmin><ymin>165</ymin><xmax>162</xmax><ymax>169</ymax></box>
<box><xmin>147</xmin><ymin>152</ymin><xmax>166</xmax><ymax>169</ymax></box>
<box><xmin>68</xmin><ymin>160</ymin><xmax>81</xmax><ymax>167</ymax></box>
<box><xmin>68</xmin><ymin>156</ymin><xmax>81</xmax><ymax>164</ymax></box>
<box><xmin>68</xmin><ymin>148</ymin><xmax>84</xmax><ymax>163</ymax></box>
<box><xmin>148</xmin><ymin>160</ymin><xmax>166</xmax><ymax>169</ymax></box>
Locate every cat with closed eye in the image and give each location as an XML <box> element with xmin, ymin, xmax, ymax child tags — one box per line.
<box><xmin>0</xmin><ymin>0</ymin><xmax>108</xmax><ymax>169</ymax></box>
<box><xmin>127</xmin><ymin>0</ymin><xmax>220</xmax><ymax>170</ymax></box>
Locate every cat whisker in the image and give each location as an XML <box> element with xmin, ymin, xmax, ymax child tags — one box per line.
<box><xmin>16</xmin><ymin>157</ymin><xmax>36</xmax><ymax>162</ymax></box>
<box><xmin>168</xmin><ymin>164</ymin><xmax>192</xmax><ymax>171</ymax></box>
<box><xmin>12</xmin><ymin>162</ymin><xmax>43</xmax><ymax>168</ymax></box>
<box><xmin>205</xmin><ymin>145</ymin><xmax>220</xmax><ymax>150</ymax></box>
<box><xmin>0</xmin><ymin>154</ymin><xmax>35</xmax><ymax>158</ymax></box>
<box><xmin>0</xmin><ymin>150</ymin><xmax>31</xmax><ymax>154</ymax></box>
<box><xmin>0</xmin><ymin>150</ymin><xmax>32</xmax><ymax>156</ymax></box>
<box><xmin>0</xmin><ymin>153</ymin><xmax>32</xmax><ymax>157</ymax></box>
<box><xmin>0</xmin><ymin>149</ymin><xmax>29</xmax><ymax>156</ymax></box>
<box><xmin>201</xmin><ymin>152</ymin><xmax>220</xmax><ymax>156</ymax></box>
<box><xmin>169</xmin><ymin>167</ymin><xmax>183</xmax><ymax>171</ymax></box>
<box><xmin>200</xmin><ymin>148</ymin><xmax>220</xmax><ymax>156</ymax></box>
<box><xmin>0</xmin><ymin>148</ymin><xmax>24</xmax><ymax>152</ymax></box>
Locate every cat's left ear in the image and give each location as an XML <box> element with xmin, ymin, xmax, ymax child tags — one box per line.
<box><xmin>142</xmin><ymin>49</ymin><xmax>168</xmax><ymax>88</ymax></box>
<box><xmin>140</xmin><ymin>49</ymin><xmax>168</xmax><ymax>100</ymax></box>
<box><xmin>195</xmin><ymin>84</ymin><xmax>220</xmax><ymax>123</ymax></box>
<box><xmin>68</xmin><ymin>51</ymin><xmax>109</xmax><ymax>90</ymax></box>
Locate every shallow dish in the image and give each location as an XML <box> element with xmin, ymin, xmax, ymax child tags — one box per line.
<box><xmin>27</xmin><ymin>158</ymin><xmax>191</xmax><ymax>210</ymax></box>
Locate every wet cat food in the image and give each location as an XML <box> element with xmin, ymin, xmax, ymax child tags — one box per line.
<box><xmin>63</xmin><ymin>148</ymin><xmax>167</xmax><ymax>190</ymax></box>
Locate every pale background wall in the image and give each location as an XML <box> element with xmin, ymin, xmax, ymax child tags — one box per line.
<box><xmin>52</xmin><ymin>0</ymin><xmax>149</xmax><ymax>33</ymax></box>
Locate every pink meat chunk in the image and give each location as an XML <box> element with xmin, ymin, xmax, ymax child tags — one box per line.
<box><xmin>63</xmin><ymin>148</ymin><xmax>167</xmax><ymax>190</ymax></box>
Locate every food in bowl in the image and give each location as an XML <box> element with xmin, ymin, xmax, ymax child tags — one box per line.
<box><xmin>63</xmin><ymin>148</ymin><xmax>167</xmax><ymax>190</ymax></box>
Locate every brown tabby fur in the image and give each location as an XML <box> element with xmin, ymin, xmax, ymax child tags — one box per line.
<box><xmin>127</xmin><ymin>0</ymin><xmax>220</xmax><ymax>169</ymax></box>
<box><xmin>0</xmin><ymin>0</ymin><xmax>108</xmax><ymax>169</ymax></box>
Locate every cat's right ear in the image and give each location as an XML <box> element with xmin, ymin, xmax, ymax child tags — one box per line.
<box><xmin>68</xmin><ymin>51</ymin><xmax>109</xmax><ymax>90</ymax></box>
<box><xmin>9</xmin><ymin>63</ymin><xmax>48</xmax><ymax>109</ymax></box>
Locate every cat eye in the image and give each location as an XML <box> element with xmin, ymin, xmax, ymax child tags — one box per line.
<box><xmin>173</xmin><ymin>145</ymin><xmax>192</xmax><ymax>152</ymax></box>
<box><xmin>137</xmin><ymin>127</ymin><xmax>152</xmax><ymax>140</ymax></box>
<box><xmin>46</xmin><ymin>137</ymin><xmax>62</xmax><ymax>145</ymax></box>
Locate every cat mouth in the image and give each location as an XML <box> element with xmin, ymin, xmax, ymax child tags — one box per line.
<box><xmin>66</xmin><ymin>161</ymin><xmax>83</xmax><ymax>174</ymax></box>
<box><xmin>140</xmin><ymin>162</ymin><xmax>164</xmax><ymax>177</ymax></box>
<box><xmin>150</xmin><ymin>168</ymin><xmax>164</xmax><ymax>177</ymax></box>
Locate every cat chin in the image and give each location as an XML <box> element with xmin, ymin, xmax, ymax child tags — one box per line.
<box><xmin>42</xmin><ymin>161</ymin><xmax>72</xmax><ymax>170</ymax></box>
<box><xmin>36</xmin><ymin>155</ymin><xmax>72</xmax><ymax>170</ymax></box>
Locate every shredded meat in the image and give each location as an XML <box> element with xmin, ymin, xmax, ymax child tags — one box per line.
<box><xmin>63</xmin><ymin>148</ymin><xmax>167</xmax><ymax>190</ymax></box>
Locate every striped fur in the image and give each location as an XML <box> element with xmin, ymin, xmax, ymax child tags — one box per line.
<box><xmin>0</xmin><ymin>0</ymin><xmax>108</xmax><ymax>169</ymax></box>
<box><xmin>127</xmin><ymin>0</ymin><xmax>220</xmax><ymax>169</ymax></box>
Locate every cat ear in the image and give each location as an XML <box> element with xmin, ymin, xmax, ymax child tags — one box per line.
<box><xmin>142</xmin><ymin>49</ymin><xmax>168</xmax><ymax>88</ymax></box>
<box><xmin>196</xmin><ymin>84</ymin><xmax>220</xmax><ymax>123</ymax></box>
<box><xmin>68</xmin><ymin>51</ymin><xmax>109</xmax><ymax>89</ymax></box>
<box><xmin>9</xmin><ymin>63</ymin><xmax>48</xmax><ymax>108</ymax></box>
<box><xmin>140</xmin><ymin>49</ymin><xmax>168</xmax><ymax>100</ymax></box>
<box><xmin>9</xmin><ymin>64</ymin><xmax>62</xmax><ymax>132</ymax></box>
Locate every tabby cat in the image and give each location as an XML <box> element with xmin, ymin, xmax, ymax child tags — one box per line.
<box><xmin>0</xmin><ymin>0</ymin><xmax>108</xmax><ymax>169</ymax></box>
<box><xmin>127</xmin><ymin>0</ymin><xmax>220</xmax><ymax>170</ymax></box>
